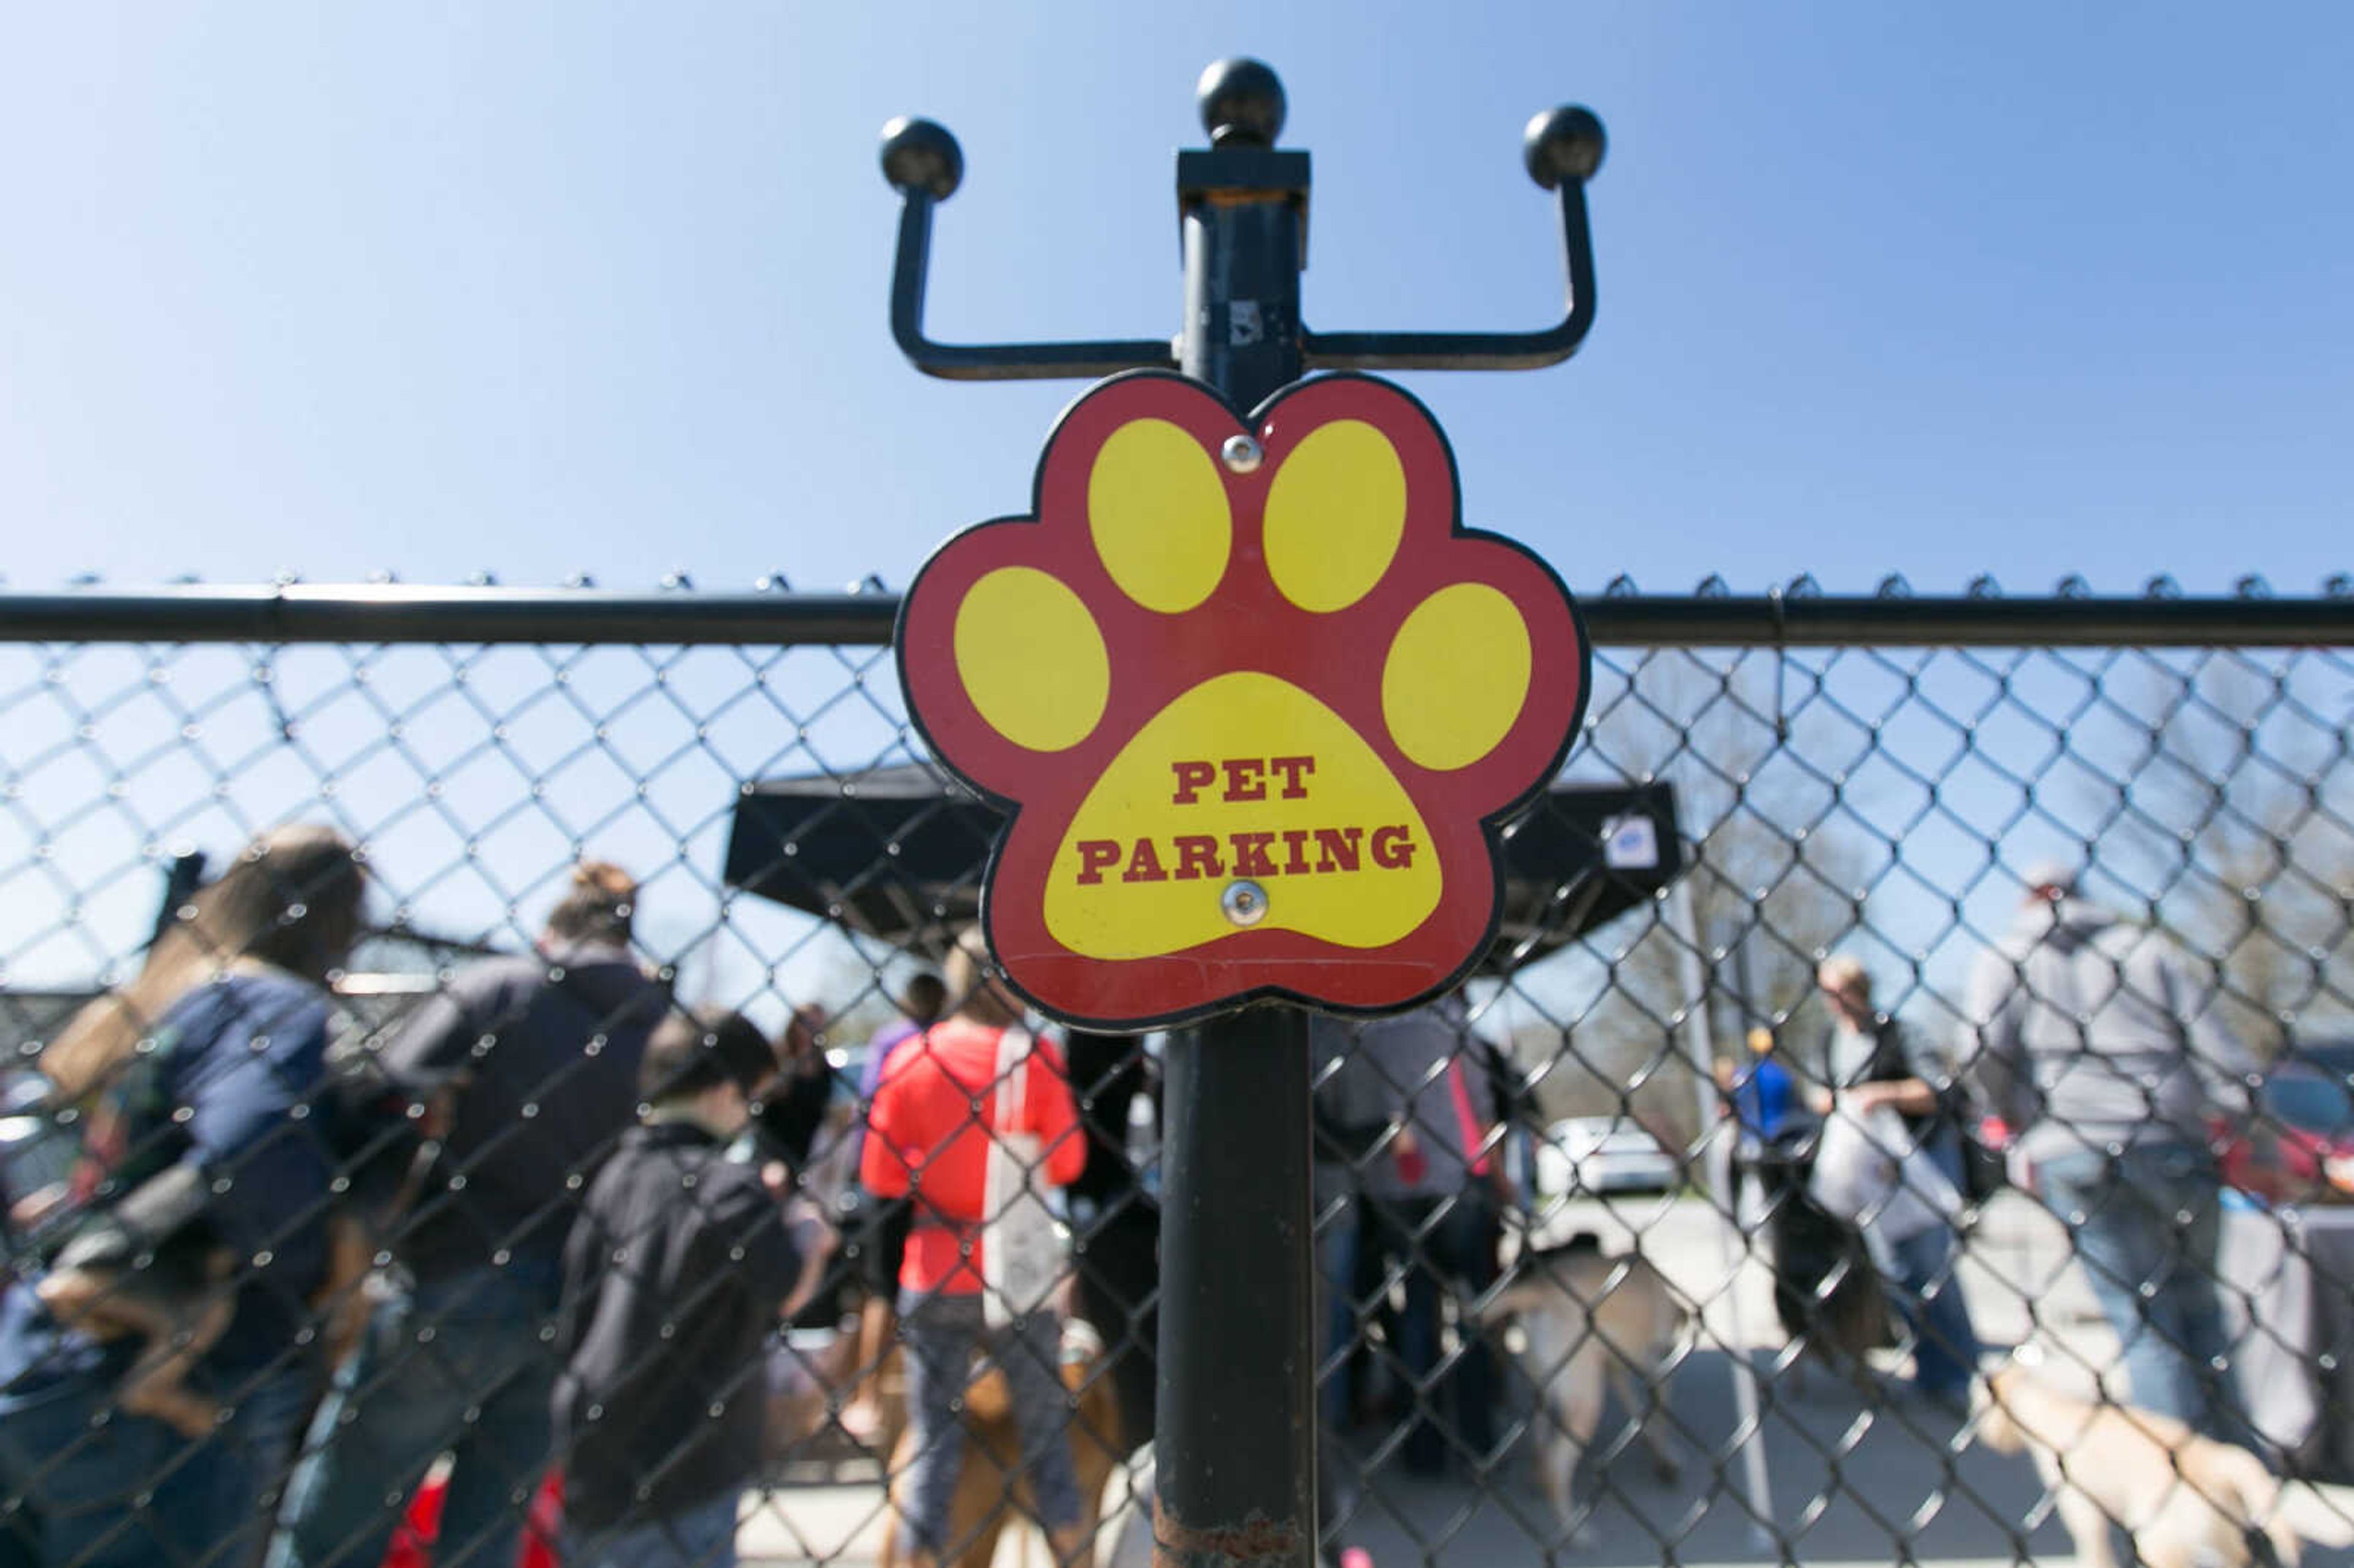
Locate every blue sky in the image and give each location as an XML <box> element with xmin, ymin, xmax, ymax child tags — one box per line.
<box><xmin>4</xmin><ymin>4</ymin><xmax>2349</xmax><ymax>599</ymax></box>
<box><xmin>6</xmin><ymin>6</ymin><xmax>2352</xmax><ymax>1048</ymax></box>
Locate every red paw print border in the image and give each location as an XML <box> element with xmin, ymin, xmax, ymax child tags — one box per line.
<box><xmin>896</xmin><ymin>370</ymin><xmax>1591</xmax><ymax>1032</ymax></box>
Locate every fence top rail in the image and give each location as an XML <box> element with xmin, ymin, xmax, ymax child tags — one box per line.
<box><xmin>0</xmin><ymin>582</ymin><xmax>2348</xmax><ymax>649</ymax></box>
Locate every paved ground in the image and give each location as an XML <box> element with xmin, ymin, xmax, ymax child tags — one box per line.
<box><xmin>728</xmin><ymin>1191</ymin><xmax>2353</xmax><ymax>1567</ymax></box>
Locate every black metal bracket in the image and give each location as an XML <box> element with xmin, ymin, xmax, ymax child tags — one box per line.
<box><xmin>878</xmin><ymin>65</ymin><xmax>1607</xmax><ymax>383</ymax></box>
<box><xmin>880</xmin><ymin>116</ymin><xmax>1179</xmax><ymax>382</ymax></box>
<box><xmin>1303</xmin><ymin>107</ymin><xmax>1604</xmax><ymax>373</ymax></box>
<box><xmin>1175</xmin><ymin>147</ymin><xmax>1312</xmax><ymax>271</ymax></box>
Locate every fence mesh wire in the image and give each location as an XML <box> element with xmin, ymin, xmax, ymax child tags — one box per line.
<box><xmin>1</xmin><ymin>597</ymin><xmax>2350</xmax><ymax>1567</ymax></box>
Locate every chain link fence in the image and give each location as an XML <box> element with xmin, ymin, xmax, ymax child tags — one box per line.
<box><xmin>0</xmin><ymin>584</ymin><xmax>2350</xmax><ymax>1567</ymax></box>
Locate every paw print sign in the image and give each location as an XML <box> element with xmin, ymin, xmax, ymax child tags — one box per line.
<box><xmin>897</xmin><ymin>371</ymin><xmax>1590</xmax><ymax>1030</ymax></box>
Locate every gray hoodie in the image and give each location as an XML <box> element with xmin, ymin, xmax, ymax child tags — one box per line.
<box><xmin>1311</xmin><ymin>999</ymin><xmax>1500</xmax><ymax>1205</ymax></box>
<box><xmin>1957</xmin><ymin>897</ymin><xmax>2254</xmax><ymax>1165</ymax></box>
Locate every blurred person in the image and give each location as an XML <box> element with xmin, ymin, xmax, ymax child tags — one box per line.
<box><xmin>0</xmin><ymin>826</ymin><xmax>367</xmax><ymax>1567</ymax></box>
<box><xmin>1055</xmin><ymin>1029</ymin><xmax>1160</xmax><ymax>1461</ymax></box>
<box><xmin>1721</xmin><ymin>1026</ymin><xmax>1800</xmax><ymax>1227</ymax></box>
<box><xmin>755</xmin><ymin>1003</ymin><xmax>837</xmax><ymax>1176</ymax></box>
<box><xmin>554</xmin><ymin>1010</ymin><xmax>834</xmax><ymax>1568</ymax></box>
<box><xmin>1330</xmin><ymin>998</ymin><xmax>1508</xmax><ymax>1477</ymax></box>
<box><xmin>1309</xmin><ymin>1013</ymin><xmax>1384</xmax><ymax>1482</ymax></box>
<box><xmin>1958</xmin><ymin>862</ymin><xmax>2257</xmax><ymax>1441</ymax></box>
<box><xmin>1731</xmin><ymin>1027</ymin><xmax>1800</xmax><ymax>1149</ymax></box>
<box><xmin>858</xmin><ymin>931</ymin><xmax>1089</xmax><ymax>1568</ymax></box>
<box><xmin>838</xmin><ymin>972</ymin><xmax>946</xmax><ymax>1448</ymax></box>
<box><xmin>859</xmin><ymin>974</ymin><xmax>949</xmax><ymax>1105</ymax></box>
<box><xmin>1309</xmin><ymin>1014</ymin><xmax>1387</xmax><ymax>1437</ymax></box>
<box><xmin>273</xmin><ymin>862</ymin><xmax>666</xmax><ymax>1568</ymax></box>
<box><xmin>1810</xmin><ymin>956</ymin><xmax>1981</xmax><ymax>1409</ymax></box>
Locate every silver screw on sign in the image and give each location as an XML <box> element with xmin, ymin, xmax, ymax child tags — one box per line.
<box><xmin>1222</xmin><ymin>879</ymin><xmax>1269</xmax><ymax>926</ymax></box>
<box><xmin>1221</xmin><ymin>434</ymin><xmax>1263</xmax><ymax>474</ymax></box>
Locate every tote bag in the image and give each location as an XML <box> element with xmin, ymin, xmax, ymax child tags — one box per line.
<box><xmin>980</xmin><ymin>1026</ymin><xmax>1064</xmax><ymax>1328</ymax></box>
<box><xmin>1809</xmin><ymin>1096</ymin><xmax>1964</xmax><ymax>1243</ymax></box>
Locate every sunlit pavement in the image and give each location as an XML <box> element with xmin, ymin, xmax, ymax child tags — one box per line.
<box><xmin>734</xmin><ymin>1192</ymin><xmax>2348</xmax><ymax>1567</ymax></box>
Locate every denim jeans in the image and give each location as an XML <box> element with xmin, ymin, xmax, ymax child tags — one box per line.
<box><xmin>269</xmin><ymin>1262</ymin><xmax>560</xmax><ymax>1568</ymax></box>
<box><xmin>564</xmin><ymin>1490</ymin><xmax>739</xmax><ymax>1568</ymax></box>
<box><xmin>1314</xmin><ymin>1186</ymin><xmax>1362</xmax><ymax>1433</ymax></box>
<box><xmin>2036</xmin><ymin>1143</ymin><xmax>2244</xmax><ymax>1442</ymax></box>
<box><xmin>1881</xmin><ymin>1222</ymin><xmax>1981</xmax><ymax>1400</ymax></box>
<box><xmin>894</xmin><ymin>1291</ymin><xmax>1080</xmax><ymax>1560</ymax></box>
<box><xmin>0</xmin><ymin>1357</ymin><xmax>313</xmax><ymax>1568</ymax></box>
<box><xmin>1364</xmin><ymin>1190</ymin><xmax>1499</xmax><ymax>1475</ymax></box>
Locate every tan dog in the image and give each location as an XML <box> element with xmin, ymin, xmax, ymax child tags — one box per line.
<box><xmin>1479</xmin><ymin>1234</ymin><xmax>1693</xmax><ymax>1543</ymax></box>
<box><xmin>1975</xmin><ymin>1361</ymin><xmax>2354</xmax><ymax>1568</ymax></box>
<box><xmin>876</xmin><ymin>1321</ymin><xmax>1125</xmax><ymax>1568</ymax></box>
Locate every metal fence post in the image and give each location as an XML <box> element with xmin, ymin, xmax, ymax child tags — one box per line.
<box><xmin>1667</xmin><ymin>878</ymin><xmax>1777</xmax><ymax>1552</ymax></box>
<box><xmin>1155</xmin><ymin>59</ymin><xmax>1320</xmax><ymax>1568</ymax></box>
<box><xmin>875</xmin><ymin>56</ymin><xmax>1610</xmax><ymax>1564</ymax></box>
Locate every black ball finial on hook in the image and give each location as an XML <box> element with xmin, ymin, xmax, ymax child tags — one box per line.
<box><xmin>880</xmin><ymin>116</ymin><xmax>964</xmax><ymax>200</ymax></box>
<box><xmin>1523</xmin><ymin>105</ymin><xmax>1607</xmax><ymax>189</ymax></box>
<box><xmin>1197</xmin><ymin>58</ymin><xmax>1286</xmax><ymax>147</ymax></box>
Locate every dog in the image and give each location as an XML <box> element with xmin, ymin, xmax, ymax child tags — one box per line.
<box><xmin>1477</xmin><ymin>1233</ymin><xmax>1693</xmax><ymax>1543</ymax></box>
<box><xmin>35</xmin><ymin>1236</ymin><xmax>236</xmax><ymax>1439</ymax></box>
<box><xmin>1974</xmin><ymin>1359</ymin><xmax>2354</xmax><ymax>1568</ymax></box>
<box><xmin>30</xmin><ymin>1151</ymin><xmax>384</xmax><ymax>1442</ymax></box>
<box><xmin>36</xmin><ymin>1200</ymin><xmax>378</xmax><ymax>1441</ymax></box>
<box><xmin>875</xmin><ymin>1317</ymin><xmax>1127</xmax><ymax>1568</ymax></box>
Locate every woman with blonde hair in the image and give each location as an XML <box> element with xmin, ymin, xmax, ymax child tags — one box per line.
<box><xmin>0</xmin><ymin>823</ymin><xmax>368</xmax><ymax>1567</ymax></box>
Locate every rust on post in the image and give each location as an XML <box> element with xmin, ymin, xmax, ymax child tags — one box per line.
<box><xmin>1152</xmin><ymin>1501</ymin><xmax>1310</xmax><ymax>1568</ymax></box>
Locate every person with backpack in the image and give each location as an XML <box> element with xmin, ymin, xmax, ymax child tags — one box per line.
<box><xmin>554</xmin><ymin>1010</ymin><xmax>834</xmax><ymax>1567</ymax></box>
<box><xmin>0</xmin><ymin>826</ymin><xmax>368</xmax><ymax>1567</ymax></box>
<box><xmin>272</xmin><ymin>862</ymin><xmax>665</xmax><ymax>1568</ymax></box>
<box><xmin>859</xmin><ymin>931</ymin><xmax>1089</xmax><ymax>1568</ymax></box>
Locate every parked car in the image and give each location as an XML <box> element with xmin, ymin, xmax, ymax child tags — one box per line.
<box><xmin>1536</xmin><ymin>1115</ymin><xmax>1680</xmax><ymax>1196</ymax></box>
<box><xmin>2218</xmin><ymin>1049</ymin><xmax>2354</xmax><ymax>1208</ymax></box>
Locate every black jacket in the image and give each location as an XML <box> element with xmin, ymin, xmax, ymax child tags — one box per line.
<box><xmin>553</xmin><ymin>1121</ymin><xmax>802</xmax><ymax>1529</ymax></box>
<box><xmin>381</xmin><ymin>946</ymin><xmax>664</xmax><ymax>1285</ymax></box>
<box><xmin>753</xmin><ymin>1060</ymin><xmax>834</xmax><ymax>1173</ymax></box>
<box><xmin>1825</xmin><ymin>1016</ymin><xmax>1962</xmax><ymax>1146</ymax></box>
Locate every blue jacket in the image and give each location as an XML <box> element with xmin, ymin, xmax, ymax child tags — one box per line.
<box><xmin>1732</xmin><ymin>1057</ymin><xmax>1798</xmax><ymax>1142</ymax></box>
<box><xmin>0</xmin><ymin>969</ymin><xmax>336</xmax><ymax>1402</ymax></box>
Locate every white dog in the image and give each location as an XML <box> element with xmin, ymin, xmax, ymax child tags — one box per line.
<box><xmin>1974</xmin><ymin>1358</ymin><xmax>2354</xmax><ymax>1568</ymax></box>
<box><xmin>1478</xmin><ymin>1234</ymin><xmax>1693</xmax><ymax>1542</ymax></box>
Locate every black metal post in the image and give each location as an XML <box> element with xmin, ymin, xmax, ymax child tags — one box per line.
<box><xmin>1157</xmin><ymin>1008</ymin><xmax>1317</xmax><ymax>1568</ymax></box>
<box><xmin>1156</xmin><ymin>59</ymin><xmax>1319</xmax><ymax>1568</ymax></box>
<box><xmin>872</xmin><ymin>58</ymin><xmax>1612</xmax><ymax>1568</ymax></box>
